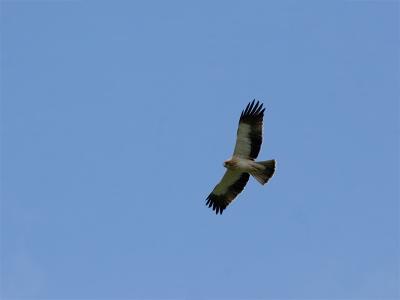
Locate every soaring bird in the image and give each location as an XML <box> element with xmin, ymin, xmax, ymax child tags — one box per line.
<box><xmin>206</xmin><ymin>100</ymin><xmax>276</xmax><ymax>214</ymax></box>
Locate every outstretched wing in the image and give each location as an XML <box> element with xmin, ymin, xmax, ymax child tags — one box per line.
<box><xmin>206</xmin><ymin>170</ymin><xmax>250</xmax><ymax>214</ymax></box>
<box><xmin>233</xmin><ymin>100</ymin><xmax>265</xmax><ymax>160</ymax></box>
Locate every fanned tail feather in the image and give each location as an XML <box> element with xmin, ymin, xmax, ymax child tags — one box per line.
<box><xmin>250</xmin><ymin>159</ymin><xmax>276</xmax><ymax>185</ymax></box>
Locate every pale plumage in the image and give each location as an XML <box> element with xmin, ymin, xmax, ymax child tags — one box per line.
<box><xmin>206</xmin><ymin>100</ymin><xmax>276</xmax><ymax>214</ymax></box>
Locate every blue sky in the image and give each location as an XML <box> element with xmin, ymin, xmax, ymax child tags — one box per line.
<box><xmin>1</xmin><ymin>1</ymin><xmax>399</xmax><ymax>299</ymax></box>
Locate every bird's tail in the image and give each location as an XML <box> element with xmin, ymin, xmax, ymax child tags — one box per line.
<box><xmin>250</xmin><ymin>159</ymin><xmax>276</xmax><ymax>185</ymax></box>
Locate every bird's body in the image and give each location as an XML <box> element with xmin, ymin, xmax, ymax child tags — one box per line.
<box><xmin>224</xmin><ymin>157</ymin><xmax>262</xmax><ymax>173</ymax></box>
<box><xmin>206</xmin><ymin>100</ymin><xmax>276</xmax><ymax>214</ymax></box>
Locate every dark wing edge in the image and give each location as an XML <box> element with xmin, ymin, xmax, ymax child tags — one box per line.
<box><xmin>206</xmin><ymin>172</ymin><xmax>250</xmax><ymax>215</ymax></box>
<box><xmin>238</xmin><ymin>99</ymin><xmax>265</xmax><ymax>159</ymax></box>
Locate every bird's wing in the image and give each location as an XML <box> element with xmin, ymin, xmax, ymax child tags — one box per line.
<box><xmin>206</xmin><ymin>170</ymin><xmax>250</xmax><ymax>214</ymax></box>
<box><xmin>233</xmin><ymin>100</ymin><xmax>265</xmax><ymax>160</ymax></box>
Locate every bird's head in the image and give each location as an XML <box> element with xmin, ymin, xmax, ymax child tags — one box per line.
<box><xmin>223</xmin><ymin>160</ymin><xmax>233</xmax><ymax>169</ymax></box>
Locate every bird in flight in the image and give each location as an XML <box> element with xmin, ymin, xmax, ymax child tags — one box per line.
<box><xmin>206</xmin><ymin>100</ymin><xmax>276</xmax><ymax>214</ymax></box>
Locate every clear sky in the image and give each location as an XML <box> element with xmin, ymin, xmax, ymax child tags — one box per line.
<box><xmin>1</xmin><ymin>1</ymin><xmax>399</xmax><ymax>299</ymax></box>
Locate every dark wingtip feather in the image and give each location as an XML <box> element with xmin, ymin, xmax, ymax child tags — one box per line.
<box><xmin>206</xmin><ymin>193</ymin><xmax>227</xmax><ymax>215</ymax></box>
<box><xmin>240</xmin><ymin>99</ymin><xmax>265</xmax><ymax>123</ymax></box>
<box><xmin>247</xmin><ymin>100</ymin><xmax>255</xmax><ymax>114</ymax></box>
<box><xmin>254</xmin><ymin>102</ymin><xmax>264</xmax><ymax>114</ymax></box>
<box><xmin>243</xmin><ymin>101</ymin><xmax>251</xmax><ymax>115</ymax></box>
<box><xmin>252</xmin><ymin>101</ymin><xmax>260</xmax><ymax>115</ymax></box>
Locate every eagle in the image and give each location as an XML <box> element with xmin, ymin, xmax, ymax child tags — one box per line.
<box><xmin>206</xmin><ymin>100</ymin><xmax>276</xmax><ymax>214</ymax></box>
